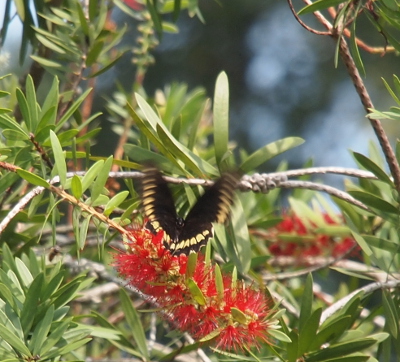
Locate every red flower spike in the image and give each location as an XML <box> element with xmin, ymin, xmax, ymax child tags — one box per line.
<box><xmin>114</xmin><ymin>222</ymin><xmax>273</xmax><ymax>351</ymax></box>
<box><xmin>267</xmin><ymin>212</ymin><xmax>360</xmax><ymax>261</ymax></box>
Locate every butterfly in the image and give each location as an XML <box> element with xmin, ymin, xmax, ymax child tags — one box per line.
<box><xmin>141</xmin><ymin>165</ymin><xmax>239</xmax><ymax>256</ymax></box>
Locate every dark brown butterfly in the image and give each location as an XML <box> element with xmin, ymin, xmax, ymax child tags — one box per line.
<box><xmin>141</xmin><ymin>166</ymin><xmax>239</xmax><ymax>256</ymax></box>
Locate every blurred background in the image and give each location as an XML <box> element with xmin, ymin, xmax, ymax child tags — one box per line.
<box><xmin>1</xmin><ymin>0</ymin><xmax>399</xmax><ymax>179</ymax></box>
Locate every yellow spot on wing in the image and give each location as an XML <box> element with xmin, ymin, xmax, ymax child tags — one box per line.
<box><xmin>196</xmin><ymin>234</ymin><xmax>205</xmax><ymax>242</ymax></box>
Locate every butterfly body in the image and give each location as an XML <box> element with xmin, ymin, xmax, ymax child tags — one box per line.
<box><xmin>141</xmin><ymin>166</ymin><xmax>238</xmax><ymax>256</ymax></box>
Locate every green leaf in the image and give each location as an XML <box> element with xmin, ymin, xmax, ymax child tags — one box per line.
<box><xmin>40</xmin><ymin>320</ymin><xmax>71</xmax><ymax>357</ymax></box>
<box><xmin>156</xmin><ymin>123</ymin><xmax>214</xmax><ymax>177</ymax></box>
<box><xmin>30</xmin><ymin>55</ymin><xmax>62</xmax><ymax>68</ymax></box>
<box><xmin>0</xmin><ymin>114</ymin><xmax>28</xmax><ymax>136</ymax></box>
<box><xmin>352</xmin><ymin>152</ymin><xmax>393</xmax><ymax>185</ymax></box>
<box><xmin>56</xmin><ymin>338</ymin><xmax>92</xmax><ymax>356</ymax></box>
<box><xmin>88</xmin><ymin>52</ymin><xmax>126</xmax><ymax>77</ymax></box>
<box><xmin>86</xmin><ymin>40</ymin><xmax>104</xmax><ymax>66</ymax></box>
<box><xmin>313</xmin><ymin>316</ymin><xmax>351</xmax><ymax>350</ymax></box>
<box><xmin>298</xmin><ymin>0</ymin><xmax>348</xmax><ymax>15</ymax></box>
<box><xmin>29</xmin><ymin>305</ymin><xmax>54</xmax><ymax>355</ymax></box>
<box><xmin>185</xmin><ymin>252</ymin><xmax>198</xmax><ymax>279</ymax></box>
<box><xmin>382</xmin><ymin>291</ymin><xmax>399</xmax><ymax>339</ymax></box>
<box><xmin>71</xmin><ymin>175</ymin><xmax>83</xmax><ymax>199</ymax></box>
<box><xmin>362</xmin><ymin>235</ymin><xmax>400</xmax><ymax>253</ymax></box>
<box><xmin>16</xmin><ymin>87</ymin><xmax>31</xmax><ymax>129</ymax></box>
<box><xmin>348</xmin><ymin>191</ymin><xmax>399</xmax><ymax>215</ymax></box>
<box><xmin>135</xmin><ymin>93</ymin><xmax>217</xmax><ymax>176</ymax></box>
<box><xmin>349</xmin><ymin>18</ymin><xmax>365</xmax><ymax>77</ymax></box>
<box><xmin>2</xmin><ymin>129</ymin><xmax>30</xmax><ymax>141</ymax></box>
<box><xmin>52</xmin><ymin>275</ymin><xmax>88</xmax><ymax>309</ymax></box>
<box><xmin>56</xmin><ymin>88</ymin><xmax>92</xmax><ymax>131</ymax></box>
<box><xmin>25</xmin><ymin>75</ymin><xmax>39</xmax><ymax>131</ymax></box>
<box><xmin>81</xmin><ymin>160</ymin><xmax>104</xmax><ymax>193</ymax></box>
<box><xmin>0</xmin><ymin>322</ymin><xmax>32</xmax><ymax>357</ymax></box>
<box><xmin>35</xmin><ymin>33</ymin><xmax>66</xmax><ymax>54</ymax></box>
<box><xmin>187</xmin><ymin>278</ymin><xmax>206</xmax><ymax>306</ymax></box>
<box><xmin>147</xmin><ymin>0</ymin><xmax>163</xmax><ymax>37</ymax></box>
<box><xmin>76</xmin><ymin>2</ymin><xmax>89</xmax><ymax>36</ymax></box>
<box><xmin>21</xmin><ymin>273</ymin><xmax>44</xmax><ymax>334</ymax></box>
<box><xmin>79</xmin><ymin>215</ymin><xmax>92</xmax><ymax>250</ymax></box>
<box><xmin>213</xmin><ymin>71</ymin><xmax>230</xmax><ymax>169</ymax></box>
<box><xmin>299</xmin><ymin>273</ymin><xmax>313</xmax><ymax>333</ymax></box>
<box><xmin>0</xmin><ymin>283</ymin><xmax>17</xmax><ymax>311</ymax></box>
<box><xmin>16</xmin><ymin>169</ymin><xmax>50</xmax><ymax>188</ymax></box>
<box><xmin>351</xmin><ymin>232</ymin><xmax>373</xmax><ymax>257</ymax></box>
<box><xmin>41</xmin><ymin>270</ymin><xmax>65</xmax><ymax>301</ymax></box>
<box><xmin>214</xmin><ymin>264</ymin><xmax>224</xmax><ymax>301</ymax></box>
<box><xmin>173</xmin><ymin>0</ymin><xmax>181</xmax><ymax>21</ymax></box>
<box><xmin>126</xmin><ymin>103</ymin><xmax>173</xmax><ymax>158</ymax></box>
<box><xmin>104</xmin><ymin>191</ymin><xmax>129</xmax><ymax>216</ymax></box>
<box><xmin>50</xmin><ymin>130</ymin><xmax>67</xmax><ymax>187</ymax></box>
<box><xmin>90</xmin><ymin>155</ymin><xmax>113</xmax><ymax>202</ymax></box>
<box><xmin>268</xmin><ymin>329</ymin><xmax>292</xmax><ymax>343</ymax></box>
<box><xmin>119</xmin><ymin>288</ymin><xmax>149</xmax><ymax>359</ymax></box>
<box><xmin>306</xmin><ymin>338</ymin><xmax>381</xmax><ymax>361</ymax></box>
<box><xmin>228</xmin><ymin>199</ymin><xmax>251</xmax><ymax>274</ymax></box>
<box><xmin>231</xmin><ymin>307</ymin><xmax>248</xmax><ymax>324</ymax></box>
<box><xmin>15</xmin><ymin>257</ymin><xmax>33</xmax><ymax>286</ymax></box>
<box><xmin>40</xmin><ymin>77</ymin><xmax>59</xmax><ymax>121</ymax></box>
<box><xmin>240</xmin><ymin>137</ymin><xmax>304</xmax><ymax>173</ymax></box>
<box><xmin>298</xmin><ymin>308</ymin><xmax>322</xmax><ymax>355</ymax></box>
<box><xmin>0</xmin><ymin>90</ymin><xmax>10</xmax><ymax>98</ymax></box>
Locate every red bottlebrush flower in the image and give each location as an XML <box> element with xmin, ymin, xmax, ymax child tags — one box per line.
<box><xmin>114</xmin><ymin>223</ymin><xmax>274</xmax><ymax>351</ymax></box>
<box><xmin>267</xmin><ymin>212</ymin><xmax>359</xmax><ymax>261</ymax></box>
<box><xmin>123</xmin><ymin>0</ymin><xmax>143</xmax><ymax>11</ymax></box>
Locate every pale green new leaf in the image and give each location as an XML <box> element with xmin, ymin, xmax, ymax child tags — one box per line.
<box><xmin>50</xmin><ymin>130</ymin><xmax>67</xmax><ymax>187</ymax></box>
<box><xmin>90</xmin><ymin>156</ymin><xmax>113</xmax><ymax>203</ymax></box>
<box><xmin>104</xmin><ymin>191</ymin><xmax>129</xmax><ymax>216</ymax></box>
<box><xmin>298</xmin><ymin>0</ymin><xmax>347</xmax><ymax>15</ymax></box>
<box><xmin>81</xmin><ymin>160</ymin><xmax>104</xmax><ymax>193</ymax></box>
<box><xmin>240</xmin><ymin>137</ymin><xmax>304</xmax><ymax>173</ymax></box>
<box><xmin>213</xmin><ymin>71</ymin><xmax>229</xmax><ymax>169</ymax></box>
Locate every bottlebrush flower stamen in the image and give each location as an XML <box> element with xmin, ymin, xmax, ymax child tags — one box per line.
<box><xmin>114</xmin><ymin>223</ymin><xmax>275</xmax><ymax>351</ymax></box>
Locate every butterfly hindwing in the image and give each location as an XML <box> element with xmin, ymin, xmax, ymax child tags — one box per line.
<box><xmin>141</xmin><ymin>166</ymin><xmax>239</xmax><ymax>255</ymax></box>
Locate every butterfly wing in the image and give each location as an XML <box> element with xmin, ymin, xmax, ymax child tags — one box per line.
<box><xmin>141</xmin><ymin>166</ymin><xmax>180</xmax><ymax>244</ymax></box>
<box><xmin>172</xmin><ymin>172</ymin><xmax>239</xmax><ymax>255</ymax></box>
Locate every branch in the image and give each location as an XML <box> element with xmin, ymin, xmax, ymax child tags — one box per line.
<box><xmin>0</xmin><ymin>167</ymin><xmax>373</xmax><ymax>235</ymax></box>
<box><xmin>320</xmin><ymin>279</ymin><xmax>400</xmax><ymax>324</ymax></box>
<box><xmin>293</xmin><ymin>0</ymin><xmax>400</xmax><ymax>193</ymax></box>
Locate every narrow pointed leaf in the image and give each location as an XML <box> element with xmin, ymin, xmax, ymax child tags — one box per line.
<box><xmin>187</xmin><ymin>278</ymin><xmax>206</xmax><ymax>306</ymax></box>
<box><xmin>91</xmin><ymin>156</ymin><xmax>113</xmax><ymax>202</ymax></box>
<box><xmin>16</xmin><ymin>169</ymin><xmax>49</xmax><ymax>188</ymax></box>
<box><xmin>240</xmin><ymin>137</ymin><xmax>304</xmax><ymax>173</ymax></box>
<box><xmin>50</xmin><ymin>130</ymin><xmax>67</xmax><ymax>187</ymax></box>
<box><xmin>213</xmin><ymin>71</ymin><xmax>229</xmax><ymax>169</ymax></box>
<box><xmin>119</xmin><ymin>288</ymin><xmax>149</xmax><ymax>359</ymax></box>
